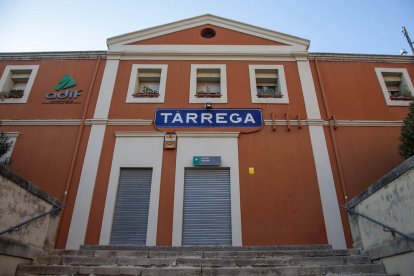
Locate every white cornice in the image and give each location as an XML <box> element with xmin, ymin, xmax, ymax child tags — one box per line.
<box><xmin>264</xmin><ymin>119</ymin><xmax>404</xmax><ymax>127</ymax></box>
<box><xmin>309</xmin><ymin>53</ymin><xmax>414</xmax><ymax>63</ymax></box>
<box><xmin>108</xmin><ymin>45</ymin><xmax>307</xmax><ymax>56</ymax></box>
<box><xmin>0</xmin><ymin>51</ymin><xmax>106</xmax><ymax>60</ymax></box>
<box><xmin>0</xmin><ymin>119</ymin><xmax>403</xmax><ymax>127</ymax></box>
<box><xmin>0</xmin><ymin>119</ymin><xmax>81</xmax><ymax>126</ymax></box>
<box><xmin>176</xmin><ymin>132</ymin><xmax>240</xmax><ymax>138</ymax></box>
<box><xmin>2</xmin><ymin>132</ymin><xmax>20</xmax><ymax>138</ymax></box>
<box><xmin>107</xmin><ymin>14</ymin><xmax>310</xmax><ymax>48</ymax></box>
<box><xmin>115</xmin><ymin>131</ymin><xmax>165</xmax><ymax>137</ymax></box>
<box><xmin>85</xmin><ymin>119</ymin><xmax>153</xmax><ymax>126</ymax></box>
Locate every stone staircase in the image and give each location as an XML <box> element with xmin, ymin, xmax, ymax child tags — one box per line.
<box><xmin>17</xmin><ymin>245</ymin><xmax>394</xmax><ymax>275</ymax></box>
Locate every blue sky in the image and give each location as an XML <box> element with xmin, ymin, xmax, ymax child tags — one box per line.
<box><xmin>0</xmin><ymin>0</ymin><xmax>413</xmax><ymax>55</ymax></box>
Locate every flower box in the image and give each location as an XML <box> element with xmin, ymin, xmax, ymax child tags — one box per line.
<box><xmin>390</xmin><ymin>95</ymin><xmax>413</xmax><ymax>101</ymax></box>
<box><xmin>0</xmin><ymin>90</ymin><xmax>24</xmax><ymax>100</ymax></box>
<box><xmin>257</xmin><ymin>93</ymin><xmax>283</xmax><ymax>98</ymax></box>
<box><xmin>195</xmin><ymin>92</ymin><xmax>222</xmax><ymax>98</ymax></box>
<box><xmin>132</xmin><ymin>92</ymin><xmax>160</xmax><ymax>98</ymax></box>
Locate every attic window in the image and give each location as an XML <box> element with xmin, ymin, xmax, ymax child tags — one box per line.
<box><xmin>375</xmin><ymin>68</ymin><xmax>414</xmax><ymax>106</ymax></box>
<box><xmin>201</xmin><ymin>28</ymin><xmax>216</xmax><ymax>39</ymax></box>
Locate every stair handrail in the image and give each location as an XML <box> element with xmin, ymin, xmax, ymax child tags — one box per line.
<box><xmin>341</xmin><ymin>205</ymin><xmax>414</xmax><ymax>242</ymax></box>
<box><xmin>0</xmin><ymin>204</ymin><xmax>65</xmax><ymax>236</ymax></box>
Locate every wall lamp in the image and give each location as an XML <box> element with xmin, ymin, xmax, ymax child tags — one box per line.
<box><xmin>205</xmin><ymin>101</ymin><xmax>213</xmax><ymax>109</ymax></box>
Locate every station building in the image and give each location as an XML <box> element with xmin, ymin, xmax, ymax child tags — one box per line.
<box><xmin>0</xmin><ymin>15</ymin><xmax>413</xmax><ymax>250</ymax></box>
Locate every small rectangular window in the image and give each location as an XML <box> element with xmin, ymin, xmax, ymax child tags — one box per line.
<box><xmin>196</xmin><ymin>68</ymin><xmax>221</xmax><ymax>98</ymax></box>
<box><xmin>133</xmin><ymin>68</ymin><xmax>161</xmax><ymax>98</ymax></box>
<box><xmin>375</xmin><ymin>68</ymin><xmax>414</xmax><ymax>106</ymax></box>
<box><xmin>0</xmin><ymin>65</ymin><xmax>39</xmax><ymax>104</ymax></box>
<box><xmin>189</xmin><ymin>64</ymin><xmax>227</xmax><ymax>103</ymax></box>
<box><xmin>249</xmin><ymin>65</ymin><xmax>289</xmax><ymax>104</ymax></box>
<box><xmin>255</xmin><ymin>69</ymin><xmax>282</xmax><ymax>98</ymax></box>
<box><xmin>126</xmin><ymin>64</ymin><xmax>168</xmax><ymax>103</ymax></box>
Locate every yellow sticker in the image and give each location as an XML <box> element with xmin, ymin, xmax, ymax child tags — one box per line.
<box><xmin>249</xmin><ymin>167</ymin><xmax>255</xmax><ymax>175</ymax></box>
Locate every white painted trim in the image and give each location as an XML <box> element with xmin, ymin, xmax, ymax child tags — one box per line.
<box><xmin>109</xmin><ymin>45</ymin><xmax>307</xmax><ymax>56</ymax></box>
<box><xmin>176</xmin><ymin>132</ymin><xmax>240</xmax><ymax>138</ymax></box>
<box><xmin>99</xmin><ymin>135</ymin><xmax>164</xmax><ymax>246</ymax></box>
<box><xmin>93</xmin><ymin>60</ymin><xmax>119</xmax><ymax>118</ymax></box>
<box><xmin>0</xmin><ymin>119</ymin><xmax>81</xmax><ymax>126</ymax></box>
<box><xmin>375</xmin><ymin>68</ymin><xmax>414</xmax><ymax>107</ymax></box>
<box><xmin>66</xmin><ymin>124</ymin><xmax>106</xmax><ymax>249</ymax></box>
<box><xmin>84</xmin><ymin>119</ymin><xmax>153</xmax><ymax>126</ymax></box>
<box><xmin>1</xmin><ymin>132</ymin><xmax>20</xmax><ymax>138</ymax></box>
<box><xmin>107</xmin><ymin>14</ymin><xmax>309</xmax><ymax>48</ymax></box>
<box><xmin>0</xmin><ymin>65</ymin><xmax>39</xmax><ymax>104</ymax></box>
<box><xmin>297</xmin><ymin>60</ymin><xmax>322</xmax><ymax>119</ymax></box>
<box><xmin>108</xmin><ymin>119</ymin><xmax>153</xmax><ymax>126</ymax></box>
<box><xmin>249</xmin><ymin>65</ymin><xmax>289</xmax><ymax>104</ymax></box>
<box><xmin>189</xmin><ymin>64</ymin><xmax>227</xmax><ymax>104</ymax></box>
<box><xmin>172</xmin><ymin>136</ymin><xmax>242</xmax><ymax>246</ymax></box>
<box><xmin>117</xmin><ymin>55</ymin><xmax>298</xmax><ymax>62</ymax></box>
<box><xmin>263</xmin><ymin>119</ymin><xmax>404</xmax><ymax>127</ymax></box>
<box><xmin>297</xmin><ymin>59</ymin><xmax>346</xmax><ymax>249</ymax></box>
<box><xmin>309</xmin><ymin>53</ymin><xmax>414</xmax><ymax>63</ymax></box>
<box><xmin>126</xmin><ymin>64</ymin><xmax>168</xmax><ymax>103</ymax></box>
<box><xmin>0</xmin><ymin>118</ymin><xmax>401</xmax><ymax>127</ymax></box>
<box><xmin>308</xmin><ymin>126</ymin><xmax>346</xmax><ymax>249</ymax></box>
<box><xmin>115</xmin><ymin>131</ymin><xmax>165</xmax><ymax>137</ymax></box>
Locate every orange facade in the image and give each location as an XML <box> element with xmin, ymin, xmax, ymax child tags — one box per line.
<box><xmin>0</xmin><ymin>15</ymin><xmax>413</xmax><ymax>250</ymax></box>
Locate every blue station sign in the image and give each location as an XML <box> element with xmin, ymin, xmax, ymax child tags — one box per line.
<box><xmin>155</xmin><ymin>108</ymin><xmax>263</xmax><ymax>128</ymax></box>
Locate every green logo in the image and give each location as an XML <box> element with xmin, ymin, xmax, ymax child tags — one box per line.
<box><xmin>55</xmin><ymin>74</ymin><xmax>76</xmax><ymax>91</ymax></box>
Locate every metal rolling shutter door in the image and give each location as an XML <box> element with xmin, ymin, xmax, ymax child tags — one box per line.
<box><xmin>110</xmin><ymin>168</ymin><xmax>152</xmax><ymax>245</ymax></box>
<box><xmin>183</xmin><ymin>168</ymin><xmax>232</xmax><ymax>246</ymax></box>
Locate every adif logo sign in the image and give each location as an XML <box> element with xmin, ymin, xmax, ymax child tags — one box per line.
<box><xmin>44</xmin><ymin>75</ymin><xmax>82</xmax><ymax>104</ymax></box>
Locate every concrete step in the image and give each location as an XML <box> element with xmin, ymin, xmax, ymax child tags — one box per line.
<box><xmin>176</xmin><ymin>255</ymin><xmax>372</xmax><ymax>267</ymax></box>
<box><xmin>201</xmin><ymin>265</ymin><xmax>387</xmax><ymax>275</ymax></box>
<box><xmin>35</xmin><ymin>255</ymin><xmax>371</xmax><ymax>267</ymax></box>
<box><xmin>46</xmin><ymin>248</ymin><xmax>362</xmax><ymax>258</ymax></box>
<box><xmin>18</xmin><ymin>245</ymin><xmax>394</xmax><ymax>276</ymax></box>
<box><xmin>17</xmin><ymin>264</ymin><xmax>387</xmax><ymax>275</ymax></box>
<box><xmin>80</xmin><ymin>244</ymin><xmax>333</xmax><ymax>251</ymax></box>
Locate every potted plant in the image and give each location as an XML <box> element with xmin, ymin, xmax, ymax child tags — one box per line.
<box><xmin>132</xmin><ymin>85</ymin><xmax>159</xmax><ymax>98</ymax></box>
<box><xmin>257</xmin><ymin>86</ymin><xmax>283</xmax><ymax>98</ymax></box>
<box><xmin>195</xmin><ymin>85</ymin><xmax>222</xmax><ymax>98</ymax></box>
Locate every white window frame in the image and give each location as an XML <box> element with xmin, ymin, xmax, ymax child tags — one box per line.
<box><xmin>0</xmin><ymin>132</ymin><xmax>19</xmax><ymax>164</ymax></box>
<box><xmin>126</xmin><ymin>64</ymin><xmax>168</xmax><ymax>103</ymax></box>
<box><xmin>375</xmin><ymin>68</ymin><xmax>414</xmax><ymax>107</ymax></box>
<box><xmin>249</xmin><ymin>65</ymin><xmax>289</xmax><ymax>104</ymax></box>
<box><xmin>0</xmin><ymin>65</ymin><xmax>39</xmax><ymax>104</ymax></box>
<box><xmin>189</xmin><ymin>64</ymin><xmax>227</xmax><ymax>104</ymax></box>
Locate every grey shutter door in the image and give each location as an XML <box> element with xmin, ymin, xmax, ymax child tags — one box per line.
<box><xmin>183</xmin><ymin>168</ymin><xmax>232</xmax><ymax>246</ymax></box>
<box><xmin>110</xmin><ymin>168</ymin><xmax>152</xmax><ymax>245</ymax></box>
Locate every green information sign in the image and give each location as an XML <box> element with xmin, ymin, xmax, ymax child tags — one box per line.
<box><xmin>192</xmin><ymin>156</ymin><xmax>221</xmax><ymax>166</ymax></box>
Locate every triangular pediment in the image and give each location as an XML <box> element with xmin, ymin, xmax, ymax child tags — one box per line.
<box><xmin>107</xmin><ymin>14</ymin><xmax>309</xmax><ymax>49</ymax></box>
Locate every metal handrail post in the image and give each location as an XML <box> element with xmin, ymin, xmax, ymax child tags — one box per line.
<box><xmin>341</xmin><ymin>205</ymin><xmax>414</xmax><ymax>242</ymax></box>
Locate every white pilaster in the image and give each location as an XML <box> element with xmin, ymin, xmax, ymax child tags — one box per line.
<box><xmin>297</xmin><ymin>59</ymin><xmax>347</xmax><ymax>249</ymax></box>
<box><xmin>66</xmin><ymin>59</ymin><xmax>119</xmax><ymax>249</ymax></box>
<box><xmin>99</xmin><ymin>132</ymin><xmax>165</xmax><ymax>246</ymax></box>
<box><xmin>172</xmin><ymin>132</ymin><xmax>242</xmax><ymax>246</ymax></box>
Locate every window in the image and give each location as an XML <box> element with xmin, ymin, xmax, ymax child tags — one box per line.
<box><xmin>0</xmin><ymin>65</ymin><xmax>39</xmax><ymax>104</ymax></box>
<box><xmin>375</xmin><ymin>68</ymin><xmax>414</xmax><ymax>106</ymax></box>
<box><xmin>249</xmin><ymin>65</ymin><xmax>289</xmax><ymax>104</ymax></box>
<box><xmin>189</xmin><ymin>64</ymin><xmax>227</xmax><ymax>103</ymax></box>
<box><xmin>126</xmin><ymin>64</ymin><xmax>168</xmax><ymax>103</ymax></box>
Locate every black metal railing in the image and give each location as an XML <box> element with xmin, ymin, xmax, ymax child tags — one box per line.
<box><xmin>341</xmin><ymin>205</ymin><xmax>414</xmax><ymax>242</ymax></box>
<box><xmin>0</xmin><ymin>205</ymin><xmax>65</xmax><ymax>236</ymax></box>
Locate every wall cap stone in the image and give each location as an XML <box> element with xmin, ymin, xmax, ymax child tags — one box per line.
<box><xmin>0</xmin><ymin>236</ymin><xmax>43</xmax><ymax>259</ymax></box>
<box><xmin>346</xmin><ymin>156</ymin><xmax>414</xmax><ymax>208</ymax></box>
<box><xmin>0</xmin><ymin>165</ymin><xmax>63</xmax><ymax>208</ymax></box>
